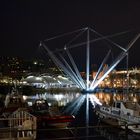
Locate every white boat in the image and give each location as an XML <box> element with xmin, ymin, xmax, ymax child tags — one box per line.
<box><xmin>95</xmin><ymin>100</ymin><xmax>140</xmax><ymax>133</ymax></box>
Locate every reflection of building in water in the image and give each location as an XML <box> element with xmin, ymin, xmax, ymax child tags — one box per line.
<box><xmin>26</xmin><ymin>92</ymin><xmax>140</xmax><ymax>109</ymax></box>
<box><xmin>26</xmin><ymin>92</ymin><xmax>81</xmax><ymax>107</ymax></box>
<box><xmin>96</xmin><ymin>92</ymin><xmax>140</xmax><ymax>105</ymax></box>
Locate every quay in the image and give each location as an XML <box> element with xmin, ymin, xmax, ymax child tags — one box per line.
<box><xmin>1</xmin><ymin>121</ymin><xmax>140</xmax><ymax>140</ymax></box>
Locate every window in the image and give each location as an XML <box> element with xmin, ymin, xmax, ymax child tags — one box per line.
<box><xmin>116</xmin><ymin>103</ymin><xmax>120</xmax><ymax>108</ymax></box>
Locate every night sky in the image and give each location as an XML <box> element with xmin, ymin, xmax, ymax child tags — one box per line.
<box><xmin>1</xmin><ymin>1</ymin><xmax>140</xmax><ymax>67</ymax></box>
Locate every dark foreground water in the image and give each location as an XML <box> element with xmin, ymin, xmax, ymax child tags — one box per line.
<box><xmin>36</xmin><ymin>101</ymin><xmax>109</xmax><ymax>140</ymax></box>
<box><xmin>1</xmin><ymin>90</ymin><xmax>140</xmax><ymax>139</ymax></box>
<box><xmin>36</xmin><ymin>100</ymin><xmax>140</xmax><ymax>140</ymax></box>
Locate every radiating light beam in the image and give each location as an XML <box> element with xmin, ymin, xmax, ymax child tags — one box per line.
<box><xmin>42</xmin><ymin>43</ymin><xmax>84</xmax><ymax>89</ymax></box>
<box><xmin>89</xmin><ymin>94</ymin><xmax>102</xmax><ymax>108</ymax></box>
<box><xmin>86</xmin><ymin>28</ymin><xmax>90</xmax><ymax>90</ymax></box>
<box><xmin>71</xmin><ymin>95</ymin><xmax>86</xmax><ymax>115</ymax></box>
<box><xmin>59</xmin><ymin>53</ymin><xmax>85</xmax><ymax>89</ymax></box>
<box><xmin>63</xmin><ymin>95</ymin><xmax>85</xmax><ymax>114</ymax></box>
<box><xmin>90</xmin><ymin>33</ymin><xmax>140</xmax><ymax>91</ymax></box>
<box><xmin>90</xmin><ymin>50</ymin><xmax>111</xmax><ymax>89</ymax></box>
<box><xmin>65</xmin><ymin>49</ymin><xmax>86</xmax><ymax>89</ymax></box>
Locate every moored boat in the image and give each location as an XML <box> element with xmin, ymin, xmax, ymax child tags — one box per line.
<box><xmin>95</xmin><ymin>100</ymin><xmax>140</xmax><ymax>133</ymax></box>
<box><xmin>30</xmin><ymin>99</ymin><xmax>75</xmax><ymax>128</ymax></box>
<box><xmin>1</xmin><ymin>87</ymin><xmax>29</xmax><ymax>117</ymax></box>
<box><xmin>1</xmin><ymin>88</ymin><xmax>75</xmax><ymax>128</ymax></box>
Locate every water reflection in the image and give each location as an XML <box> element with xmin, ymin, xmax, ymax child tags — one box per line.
<box><xmin>25</xmin><ymin>91</ymin><xmax>140</xmax><ymax>107</ymax></box>
<box><xmin>26</xmin><ymin>92</ymin><xmax>81</xmax><ymax>107</ymax></box>
<box><xmin>95</xmin><ymin>92</ymin><xmax>140</xmax><ymax>105</ymax></box>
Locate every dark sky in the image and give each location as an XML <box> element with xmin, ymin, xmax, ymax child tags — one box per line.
<box><xmin>1</xmin><ymin>1</ymin><xmax>140</xmax><ymax>67</ymax></box>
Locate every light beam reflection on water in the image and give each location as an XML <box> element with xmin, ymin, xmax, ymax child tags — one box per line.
<box><xmin>25</xmin><ymin>91</ymin><xmax>140</xmax><ymax>108</ymax></box>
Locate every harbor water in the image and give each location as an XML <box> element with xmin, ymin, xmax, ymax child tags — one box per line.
<box><xmin>1</xmin><ymin>91</ymin><xmax>140</xmax><ymax>139</ymax></box>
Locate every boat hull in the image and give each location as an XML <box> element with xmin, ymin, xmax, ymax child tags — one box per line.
<box><xmin>95</xmin><ymin>105</ymin><xmax>140</xmax><ymax>134</ymax></box>
<box><xmin>37</xmin><ymin>115</ymin><xmax>75</xmax><ymax>128</ymax></box>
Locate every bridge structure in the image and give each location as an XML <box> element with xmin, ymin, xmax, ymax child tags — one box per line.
<box><xmin>40</xmin><ymin>27</ymin><xmax>140</xmax><ymax>139</ymax></box>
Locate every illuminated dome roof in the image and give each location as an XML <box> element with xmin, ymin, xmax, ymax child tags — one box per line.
<box><xmin>21</xmin><ymin>74</ymin><xmax>73</xmax><ymax>85</ymax></box>
<box><xmin>55</xmin><ymin>75</ymin><xmax>73</xmax><ymax>85</ymax></box>
<box><xmin>21</xmin><ymin>76</ymin><xmax>45</xmax><ymax>83</ymax></box>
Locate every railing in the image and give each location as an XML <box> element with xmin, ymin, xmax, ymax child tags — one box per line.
<box><xmin>0</xmin><ymin>109</ymin><xmax>37</xmax><ymax>140</ymax></box>
<box><xmin>1</xmin><ymin>122</ymin><xmax>140</xmax><ymax>140</ymax></box>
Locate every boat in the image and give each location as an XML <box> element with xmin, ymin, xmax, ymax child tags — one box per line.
<box><xmin>30</xmin><ymin>99</ymin><xmax>75</xmax><ymax>128</ymax></box>
<box><xmin>1</xmin><ymin>88</ymin><xmax>75</xmax><ymax>128</ymax></box>
<box><xmin>95</xmin><ymin>100</ymin><xmax>140</xmax><ymax>133</ymax></box>
<box><xmin>0</xmin><ymin>86</ymin><xmax>37</xmax><ymax>140</ymax></box>
<box><xmin>1</xmin><ymin>87</ymin><xmax>29</xmax><ymax>117</ymax></box>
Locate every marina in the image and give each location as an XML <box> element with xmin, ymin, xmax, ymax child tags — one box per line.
<box><xmin>1</xmin><ymin>0</ymin><xmax>140</xmax><ymax>139</ymax></box>
<box><xmin>0</xmin><ymin>91</ymin><xmax>140</xmax><ymax>139</ymax></box>
<box><xmin>0</xmin><ymin>27</ymin><xmax>140</xmax><ymax>140</ymax></box>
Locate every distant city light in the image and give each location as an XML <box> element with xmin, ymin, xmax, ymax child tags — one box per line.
<box><xmin>33</xmin><ymin>61</ymin><xmax>38</xmax><ymax>65</ymax></box>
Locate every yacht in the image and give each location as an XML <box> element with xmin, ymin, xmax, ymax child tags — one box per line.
<box><xmin>95</xmin><ymin>100</ymin><xmax>140</xmax><ymax>133</ymax></box>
